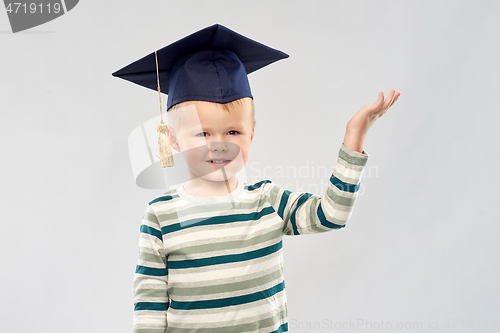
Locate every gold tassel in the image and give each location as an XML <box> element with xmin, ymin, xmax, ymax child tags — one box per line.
<box><xmin>157</xmin><ymin>121</ymin><xmax>174</xmax><ymax>167</ymax></box>
<box><xmin>154</xmin><ymin>50</ymin><xmax>174</xmax><ymax>168</ymax></box>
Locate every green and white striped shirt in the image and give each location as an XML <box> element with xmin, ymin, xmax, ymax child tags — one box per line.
<box><xmin>133</xmin><ymin>143</ymin><xmax>369</xmax><ymax>333</ymax></box>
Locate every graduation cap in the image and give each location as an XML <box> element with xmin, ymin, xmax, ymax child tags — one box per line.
<box><xmin>112</xmin><ymin>24</ymin><xmax>288</xmax><ymax>193</ymax></box>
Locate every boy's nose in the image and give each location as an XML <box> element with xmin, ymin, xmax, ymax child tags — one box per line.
<box><xmin>207</xmin><ymin>141</ymin><xmax>228</xmax><ymax>152</ymax></box>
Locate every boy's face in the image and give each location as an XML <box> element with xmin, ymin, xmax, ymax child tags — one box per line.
<box><xmin>168</xmin><ymin>100</ymin><xmax>256</xmax><ymax>184</ymax></box>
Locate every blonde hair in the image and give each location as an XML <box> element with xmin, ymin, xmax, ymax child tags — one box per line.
<box><xmin>167</xmin><ymin>97</ymin><xmax>255</xmax><ymax>134</ymax></box>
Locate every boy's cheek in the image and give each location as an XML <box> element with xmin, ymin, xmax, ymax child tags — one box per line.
<box><xmin>181</xmin><ymin>145</ymin><xmax>209</xmax><ymax>162</ymax></box>
<box><xmin>180</xmin><ymin>140</ymin><xmax>208</xmax><ymax>151</ymax></box>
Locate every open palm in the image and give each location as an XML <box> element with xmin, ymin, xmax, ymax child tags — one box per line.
<box><xmin>346</xmin><ymin>89</ymin><xmax>402</xmax><ymax>136</ymax></box>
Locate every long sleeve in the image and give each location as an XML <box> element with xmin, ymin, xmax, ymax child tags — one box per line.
<box><xmin>133</xmin><ymin>204</ymin><xmax>169</xmax><ymax>333</ymax></box>
<box><xmin>269</xmin><ymin>143</ymin><xmax>369</xmax><ymax>235</ymax></box>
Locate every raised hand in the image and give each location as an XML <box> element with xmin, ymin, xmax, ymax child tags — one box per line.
<box><xmin>343</xmin><ymin>89</ymin><xmax>401</xmax><ymax>153</ymax></box>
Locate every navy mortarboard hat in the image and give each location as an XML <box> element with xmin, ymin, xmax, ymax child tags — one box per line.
<box><xmin>112</xmin><ymin>23</ymin><xmax>289</xmax><ymax>110</ymax></box>
<box><xmin>112</xmin><ymin>23</ymin><xmax>288</xmax><ymax>174</ymax></box>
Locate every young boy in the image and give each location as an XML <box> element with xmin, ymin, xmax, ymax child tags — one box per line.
<box><xmin>113</xmin><ymin>24</ymin><xmax>400</xmax><ymax>333</ymax></box>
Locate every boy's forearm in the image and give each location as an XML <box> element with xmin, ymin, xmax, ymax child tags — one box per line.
<box><xmin>342</xmin><ymin>130</ymin><xmax>366</xmax><ymax>154</ymax></box>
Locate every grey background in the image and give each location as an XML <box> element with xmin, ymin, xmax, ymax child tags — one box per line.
<box><xmin>1</xmin><ymin>0</ymin><xmax>499</xmax><ymax>332</ymax></box>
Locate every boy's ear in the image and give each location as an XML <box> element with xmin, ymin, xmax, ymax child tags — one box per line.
<box><xmin>167</xmin><ymin>125</ymin><xmax>181</xmax><ymax>152</ymax></box>
<box><xmin>250</xmin><ymin>121</ymin><xmax>256</xmax><ymax>142</ymax></box>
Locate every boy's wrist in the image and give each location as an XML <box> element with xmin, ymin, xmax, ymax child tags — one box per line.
<box><xmin>343</xmin><ymin>130</ymin><xmax>365</xmax><ymax>154</ymax></box>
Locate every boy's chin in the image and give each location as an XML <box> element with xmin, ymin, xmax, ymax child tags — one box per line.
<box><xmin>203</xmin><ymin>169</ymin><xmax>239</xmax><ymax>182</ymax></box>
<box><xmin>199</xmin><ymin>164</ymin><xmax>243</xmax><ymax>183</ymax></box>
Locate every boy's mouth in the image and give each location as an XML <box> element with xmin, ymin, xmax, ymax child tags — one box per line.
<box><xmin>207</xmin><ymin>159</ymin><xmax>232</xmax><ymax>167</ymax></box>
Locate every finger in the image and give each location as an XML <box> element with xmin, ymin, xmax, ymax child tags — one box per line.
<box><xmin>389</xmin><ymin>91</ymin><xmax>401</xmax><ymax>107</ymax></box>
<box><xmin>383</xmin><ymin>89</ymin><xmax>396</xmax><ymax>109</ymax></box>
<box><xmin>373</xmin><ymin>91</ymin><xmax>384</xmax><ymax>109</ymax></box>
<box><xmin>373</xmin><ymin>90</ymin><xmax>395</xmax><ymax>116</ymax></box>
<box><xmin>388</xmin><ymin>91</ymin><xmax>397</xmax><ymax>107</ymax></box>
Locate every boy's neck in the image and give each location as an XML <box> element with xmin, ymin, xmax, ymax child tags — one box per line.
<box><xmin>182</xmin><ymin>176</ymin><xmax>239</xmax><ymax>198</ymax></box>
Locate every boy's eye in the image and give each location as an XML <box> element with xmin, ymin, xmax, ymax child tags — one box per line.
<box><xmin>195</xmin><ymin>131</ymin><xmax>239</xmax><ymax>137</ymax></box>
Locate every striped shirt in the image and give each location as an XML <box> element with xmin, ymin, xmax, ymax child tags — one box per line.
<box><xmin>133</xmin><ymin>143</ymin><xmax>369</xmax><ymax>333</ymax></box>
